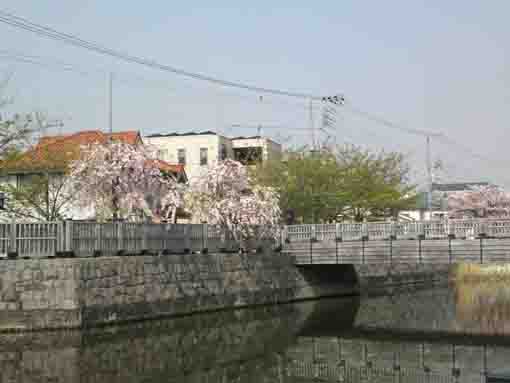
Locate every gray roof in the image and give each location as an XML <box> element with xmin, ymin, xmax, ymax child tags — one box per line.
<box><xmin>146</xmin><ymin>131</ymin><xmax>217</xmax><ymax>138</ymax></box>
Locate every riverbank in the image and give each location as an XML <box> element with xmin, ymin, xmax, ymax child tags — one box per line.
<box><xmin>454</xmin><ymin>263</ymin><xmax>510</xmax><ymax>282</ymax></box>
<box><xmin>0</xmin><ymin>252</ymin><xmax>451</xmax><ymax>331</ymax></box>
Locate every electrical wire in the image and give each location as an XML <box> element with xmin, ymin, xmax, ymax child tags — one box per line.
<box><xmin>0</xmin><ymin>49</ymin><xmax>314</xmax><ymax>114</ymax></box>
<box><xmin>0</xmin><ymin>9</ymin><xmax>323</xmax><ymax>100</ymax></box>
<box><xmin>1</xmin><ymin>11</ymin><xmax>507</xmax><ymax>179</ymax></box>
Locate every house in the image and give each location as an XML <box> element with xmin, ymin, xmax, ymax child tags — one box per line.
<box><xmin>399</xmin><ymin>182</ymin><xmax>490</xmax><ymax>221</ymax></box>
<box><xmin>0</xmin><ymin>130</ymin><xmax>187</xmax><ymax>221</ymax></box>
<box><xmin>144</xmin><ymin>131</ymin><xmax>282</xmax><ymax>182</ymax></box>
<box><xmin>231</xmin><ymin>136</ymin><xmax>282</xmax><ymax>165</ymax></box>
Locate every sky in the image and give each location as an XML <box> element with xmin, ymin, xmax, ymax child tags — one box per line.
<box><xmin>0</xmin><ymin>1</ymin><xmax>509</xmax><ymax>188</ymax></box>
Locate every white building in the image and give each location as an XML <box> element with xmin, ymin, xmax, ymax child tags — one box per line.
<box><xmin>144</xmin><ymin>131</ymin><xmax>282</xmax><ymax>183</ymax></box>
<box><xmin>231</xmin><ymin>136</ymin><xmax>282</xmax><ymax>164</ymax></box>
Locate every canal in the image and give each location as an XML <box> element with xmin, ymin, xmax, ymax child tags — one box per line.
<box><xmin>2</xmin><ymin>281</ymin><xmax>510</xmax><ymax>382</ymax></box>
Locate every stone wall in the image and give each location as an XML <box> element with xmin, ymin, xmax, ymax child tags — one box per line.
<box><xmin>0</xmin><ymin>251</ymin><xmax>452</xmax><ymax>331</ymax></box>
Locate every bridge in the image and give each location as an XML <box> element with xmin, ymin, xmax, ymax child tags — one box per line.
<box><xmin>282</xmin><ymin>220</ymin><xmax>510</xmax><ymax>264</ymax></box>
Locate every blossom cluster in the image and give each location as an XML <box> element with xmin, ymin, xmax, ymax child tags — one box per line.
<box><xmin>448</xmin><ymin>185</ymin><xmax>510</xmax><ymax>218</ymax></box>
<box><xmin>68</xmin><ymin>142</ymin><xmax>182</xmax><ymax>221</ymax></box>
<box><xmin>184</xmin><ymin>159</ymin><xmax>281</xmax><ymax>240</ymax></box>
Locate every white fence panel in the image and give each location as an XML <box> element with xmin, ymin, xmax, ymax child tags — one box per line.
<box><xmin>395</xmin><ymin>222</ymin><xmax>422</xmax><ymax>239</ymax></box>
<box><xmin>16</xmin><ymin>222</ymin><xmax>59</xmax><ymax>258</ymax></box>
<box><xmin>0</xmin><ymin>224</ymin><xmax>11</xmax><ymax>257</ymax></box>
<box><xmin>287</xmin><ymin>225</ymin><xmax>313</xmax><ymax>242</ymax></box>
<box><xmin>486</xmin><ymin>220</ymin><xmax>510</xmax><ymax>238</ymax></box>
<box><xmin>339</xmin><ymin>223</ymin><xmax>364</xmax><ymax>241</ymax></box>
<box><xmin>315</xmin><ymin>224</ymin><xmax>336</xmax><ymax>241</ymax></box>
<box><xmin>366</xmin><ymin>222</ymin><xmax>393</xmax><ymax>240</ymax></box>
<box><xmin>422</xmin><ymin>221</ymin><xmax>448</xmax><ymax>239</ymax></box>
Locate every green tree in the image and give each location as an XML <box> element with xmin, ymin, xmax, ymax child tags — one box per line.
<box><xmin>252</xmin><ymin>144</ymin><xmax>416</xmax><ymax>223</ymax></box>
<box><xmin>334</xmin><ymin>144</ymin><xmax>416</xmax><ymax>222</ymax></box>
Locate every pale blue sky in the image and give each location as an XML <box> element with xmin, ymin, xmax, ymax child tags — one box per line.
<box><xmin>0</xmin><ymin>1</ymin><xmax>509</xmax><ymax>187</ymax></box>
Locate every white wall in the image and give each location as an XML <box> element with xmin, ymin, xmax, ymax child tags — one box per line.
<box><xmin>145</xmin><ymin>134</ymin><xmax>235</xmax><ymax>183</ymax></box>
<box><xmin>231</xmin><ymin>137</ymin><xmax>282</xmax><ymax>161</ymax></box>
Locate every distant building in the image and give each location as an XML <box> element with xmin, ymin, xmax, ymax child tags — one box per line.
<box><xmin>231</xmin><ymin>136</ymin><xmax>282</xmax><ymax>165</ymax></box>
<box><xmin>399</xmin><ymin>182</ymin><xmax>491</xmax><ymax>221</ymax></box>
<box><xmin>144</xmin><ymin>131</ymin><xmax>282</xmax><ymax>182</ymax></box>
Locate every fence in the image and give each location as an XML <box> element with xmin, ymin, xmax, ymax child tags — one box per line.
<box><xmin>4</xmin><ymin>219</ymin><xmax>510</xmax><ymax>260</ymax></box>
<box><xmin>283</xmin><ymin>219</ymin><xmax>510</xmax><ymax>243</ymax></box>
<box><xmin>0</xmin><ymin>221</ymin><xmax>274</xmax><ymax>259</ymax></box>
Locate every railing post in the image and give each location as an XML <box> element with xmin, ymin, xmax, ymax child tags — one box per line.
<box><xmin>8</xmin><ymin>220</ymin><xmax>17</xmax><ymax>258</ymax></box>
<box><xmin>56</xmin><ymin>221</ymin><xmax>64</xmax><ymax>254</ymax></box>
<box><xmin>202</xmin><ymin>223</ymin><xmax>208</xmax><ymax>253</ymax></box>
<box><xmin>390</xmin><ymin>222</ymin><xmax>397</xmax><ymax>240</ymax></box>
<box><xmin>362</xmin><ymin>223</ymin><xmax>368</xmax><ymax>241</ymax></box>
<box><xmin>448</xmin><ymin>236</ymin><xmax>452</xmax><ymax>264</ymax></box>
<box><xmin>418</xmin><ymin>237</ymin><xmax>422</xmax><ymax>264</ymax></box>
<box><xmin>389</xmin><ymin>237</ymin><xmax>393</xmax><ymax>265</ymax></box>
<box><xmin>311</xmin><ymin>225</ymin><xmax>317</xmax><ymax>242</ymax></box>
<box><xmin>310</xmin><ymin>225</ymin><xmax>316</xmax><ymax>264</ymax></box>
<box><xmin>117</xmin><ymin>222</ymin><xmax>124</xmax><ymax>253</ymax></box>
<box><xmin>141</xmin><ymin>223</ymin><xmax>147</xmax><ymax>253</ymax></box>
<box><xmin>480</xmin><ymin>237</ymin><xmax>484</xmax><ymax>264</ymax></box>
<box><xmin>220</xmin><ymin>226</ymin><xmax>227</xmax><ymax>251</ymax></box>
<box><xmin>184</xmin><ymin>224</ymin><xmax>191</xmax><ymax>253</ymax></box>
<box><xmin>65</xmin><ymin>220</ymin><xmax>73</xmax><ymax>253</ymax></box>
<box><xmin>335</xmin><ymin>223</ymin><xmax>341</xmax><ymax>264</ymax></box>
<box><xmin>362</xmin><ymin>236</ymin><xmax>365</xmax><ymax>264</ymax></box>
<box><xmin>95</xmin><ymin>223</ymin><xmax>101</xmax><ymax>253</ymax></box>
<box><xmin>282</xmin><ymin>225</ymin><xmax>289</xmax><ymax>244</ymax></box>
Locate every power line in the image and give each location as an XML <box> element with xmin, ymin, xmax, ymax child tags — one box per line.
<box><xmin>2</xmin><ymin>11</ymin><xmax>507</xmax><ymax>176</ymax></box>
<box><xmin>0</xmin><ymin>9</ymin><xmax>324</xmax><ymax>100</ymax></box>
<box><xmin>0</xmin><ymin>49</ymin><xmax>316</xmax><ymax>115</ymax></box>
<box><xmin>345</xmin><ymin>103</ymin><xmax>442</xmax><ymax>138</ymax></box>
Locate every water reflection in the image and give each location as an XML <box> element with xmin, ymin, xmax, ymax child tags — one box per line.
<box><xmin>2</xmin><ymin>283</ymin><xmax>510</xmax><ymax>382</ymax></box>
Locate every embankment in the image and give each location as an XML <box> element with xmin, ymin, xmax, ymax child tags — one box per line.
<box><xmin>0</xmin><ymin>251</ymin><xmax>451</xmax><ymax>331</ymax></box>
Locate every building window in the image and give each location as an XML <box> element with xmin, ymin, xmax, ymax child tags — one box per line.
<box><xmin>177</xmin><ymin>149</ymin><xmax>186</xmax><ymax>165</ymax></box>
<box><xmin>200</xmin><ymin>148</ymin><xmax>208</xmax><ymax>166</ymax></box>
<box><xmin>234</xmin><ymin>147</ymin><xmax>263</xmax><ymax>165</ymax></box>
<box><xmin>16</xmin><ymin>174</ymin><xmax>35</xmax><ymax>189</ymax></box>
<box><xmin>220</xmin><ymin>144</ymin><xmax>227</xmax><ymax>161</ymax></box>
<box><xmin>157</xmin><ymin>149</ymin><xmax>168</xmax><ymax>160</ymax></box>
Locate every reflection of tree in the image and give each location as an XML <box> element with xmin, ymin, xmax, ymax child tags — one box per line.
<box><xmin>455</xmin><ymin>282</ymin><xmax>510</xmax><ymax>335</ymax></box>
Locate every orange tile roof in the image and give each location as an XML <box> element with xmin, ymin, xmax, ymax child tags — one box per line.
<box><xmin>147</xmin><ymin>159</ymin><xmax>185</xmax><ymax>174</ymax></box>
<box><xmin>145</xmin><ymin>160</ymin><xmax>187</xmax><ymax>183</ymax></box>
<box><xmin>1</xmin><ymin>130</ymin><xmax>142</xmax><ymax>174</ymax></box>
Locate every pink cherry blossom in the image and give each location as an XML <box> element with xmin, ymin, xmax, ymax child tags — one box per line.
<box><xmin>448</xmin><ymin>185</ymin><xmax>510</xmax><ymax>218</ymax></box>
<box><xmin>68</xmin><ymin>142</ymin><xmax>183</xmax><ymax>221</ymax></box>
<box><xmin>184</xmin><ymin>159</ymin><xmax>280</xmax><ymax>240</ymax></box>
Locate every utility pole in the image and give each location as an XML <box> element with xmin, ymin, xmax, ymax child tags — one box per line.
<box><xmin>258</xmin><ymin>95</ymin><xmax>263</xmax><ymax>136</ymax></box>
<box><xmin>426</xmin><ymin>135</ymin><xmax>433</xmax><ymax>219</ymax></box>
<box><xmin>309</xmin><ymin>98</ymin><xmax>315</xmax><ymax>151</ymax></box>
<box><xmin>108</xmin><ymin>72</ymin><xmax>113</xmax><ymax>133</ymax></box>
<box><xmin>320</xmin><ymin>95</ymin><xmax>345</xmax><ymax>151</ymax></box>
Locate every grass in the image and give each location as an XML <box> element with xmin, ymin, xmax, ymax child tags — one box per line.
<box><xmin>453</xmin><ymin>263</ymin><xmax>510</xmax><ymax>283</ymax></box>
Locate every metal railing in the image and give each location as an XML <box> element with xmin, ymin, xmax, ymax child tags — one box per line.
<box><xmin>0</xmin><ymin>221</ymin><xmax>275</xmax><ymax>259</ymax></box>
<box><xmin>282</xmin><ymin>219</ymin><xmax>510</xmax><ymax>265</ymax></box>
<box><xmin>3</xmin><ymin>218</ymin><xmax>510</xmax><ymax>261</ymax></box>
<box><xmin>283</xmin><ymin>219</ymin><xmax>510</xmax><ymax>243</ymax></box>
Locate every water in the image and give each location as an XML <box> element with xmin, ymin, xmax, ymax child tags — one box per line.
<box><xmin>2</xmin><ymin>282</ymin><xmax>510</xmax><ymax>382</ymax></box>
